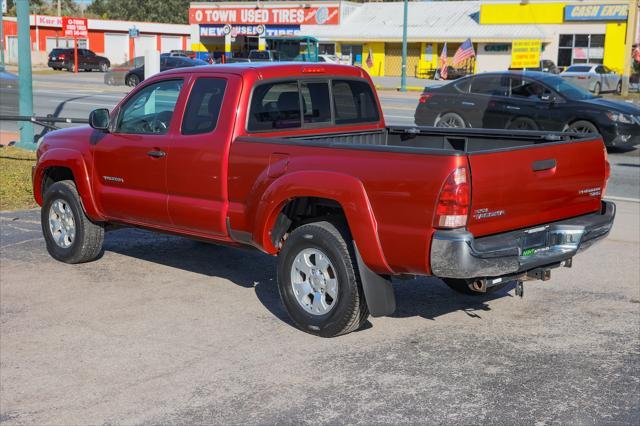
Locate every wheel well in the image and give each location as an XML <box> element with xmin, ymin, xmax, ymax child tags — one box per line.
<box><xmin>271</xmin><ymin>197</ymin><xmax>347</xmax><ymax>249</ymax></box>
<box><xmin>42</xmin><ymin>167</ymin><xmax>74</xmax><ymax>196</ymax></box>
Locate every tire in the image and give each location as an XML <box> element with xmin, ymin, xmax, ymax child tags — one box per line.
<box><xmin>277</xmin><ymin>221</ymin><xmax>369</xmax><ymax>337</ymax></box>
<box><xmin>593</xmin><ymin>82</ymin><xmax>601</xmax><ymax>96</ymax></box>
<box><xmin>507</xmin><ymin>117</ymin><xmax>538</xmax><ymax>131</ymax></box>
<box><xmin>616</xmin><ymin>81</ymin><xmax>622</xmax><ymax>95</ymax></box>
<box><xmin>126</xmin><ymin>74</ymin><xmax>140</xmax><ymax>87</ymax></box>
<box><xmin>567</xmin><ymin>120</ymin><xmax>599</xmax><ymax>135</ymax></box>
<box><xmin>41</xmin><ymin>180</ymin><xmax>104</xmax><ymax>264</ymax></box>
<box><xmin>435</xmin><ymin>112</ymin><xmax>466</xmax><ymax>128</ymax></box>
<box><xmin>99</xmin><ymin>61</ymin><xmax>108</xmax><ymax>72</ymax></box>
<box><xmin>442</xmin><ymin>278</ymin><xmax>509</xmax><ymax>296</ymax></box>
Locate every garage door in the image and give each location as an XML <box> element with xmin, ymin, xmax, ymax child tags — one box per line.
<box><xmin>160</xmin><ymin>36</ymin><xmax>182</xmax><ymax>53</ymax></box>
<box><xmin>7</xmin><ymin>36</ymin><xmax>18</xmax><ymax>64</ymax></box>
<box><xmin>135</xmin><ymin>35</ymin><xmax>158</xmax><ymax>58</ymax></box>
<box><xmin>104</xmin><ymin>33</ymin><xmax>129</xmax><ymax>66</ymax></box>
<box><xmin>384</xmin><ymin>43</ymin><xmax>420</xmax><ymax>77</ymax></box>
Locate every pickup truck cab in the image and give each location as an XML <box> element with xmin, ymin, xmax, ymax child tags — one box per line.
<box><xmin>33</xmin><ymin>63</ymin><xmax>615</xmax><ymax>337</ymax></box>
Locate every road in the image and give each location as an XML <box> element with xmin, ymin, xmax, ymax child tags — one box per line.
<box><xmin>1</xmin><ymin>201</ymin><xmax>638</xmax><ymax>424</ymax></box>
<box><xmin>1</xmin><ymin>72</ymin><xmax>638</xmax><ymax>200</ymax></box>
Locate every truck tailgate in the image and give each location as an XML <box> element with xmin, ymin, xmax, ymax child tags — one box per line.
<box><xmin>466</xmin><ymin>138</ymin><xmax>607</xmax><ymax>237</ymax></box>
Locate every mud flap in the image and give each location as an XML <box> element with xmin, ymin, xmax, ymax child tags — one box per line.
<box><xmin>354</xmin><ymin>242</ymin><xmax>396</xmax><ymax>317</ymax></box>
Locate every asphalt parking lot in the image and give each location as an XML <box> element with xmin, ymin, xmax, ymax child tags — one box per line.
<box><xmin>1</xmin><ymin>199</ymin><xmax>638</xmax><ymax>424</ymax></box>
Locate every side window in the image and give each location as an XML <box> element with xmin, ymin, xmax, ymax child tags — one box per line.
<box><xmin>471</xmin><ymin>76</ymin><xmax>510</xmax><ymax>96</ymax></box>
<box><xmin>116</xmin><ymin>79</ymin><xmax>183</xmax><ymax>135</ymax></box>
<box><xmin>300</xmin><ymin>81</ymin><xmax>331</xmax><ymax>124</ymax></box>
<box><xmin>595</xmin><ymin>66</ymin><xmax>605</xmax><ymax>74</ymax></box>
<box><xmin>332</xmin><ymin>79</ymin><xmax>379</xmax><ymax>125</ymax></box>
<box><xmin>181</xmin><ymin>78</ymin><xmax>227</xmax><ymax>135</ymax></box>
<box><xmin>248</xmin><ymin>81</ymin><xmax>301</xmax><ymax>131</ymax></box>
<box><xmin>510</xmin><ymin>78</ymin><xmax>549</xmax><ymax>100</ymax></box>
<box><xmin>453</xmin><ymin>78</ymin><xmax>471</xmax><ymax>93</ymax></box>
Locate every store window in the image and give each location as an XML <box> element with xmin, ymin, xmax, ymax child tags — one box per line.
<box><xmin>45</xmin><ymin>37</ymin><xmax>88</xmax><ymax>52</ymax></box>
<box><xmin>319</xmin><ymin>43</ymin><xmax>336</xmax><ymax>55</ymax></box>
<box><xmin>557</xmin><ymin>34</ymin><xmax>605</xmax><ymax>67</ymax></box>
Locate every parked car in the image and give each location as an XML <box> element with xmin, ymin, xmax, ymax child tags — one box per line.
<box><xmin>561</xmin><ymin>64</ymin><xmax>622</xmax><ymax>95</ymax></box>
<box><xmin>0</xmin><ymin>69</ymin><xmax>19</xmax><ymax>115</ymax></box>
<box><xmin>509</xmin><ymin>59</ymin><xmax>560</xmax><ymax>74</ymax></box>
<box><xmin>124</xmin><ymin>56</ymin><xmax>208</xmax><ymax>86</ymax></box>
<box><xmin>47</xmin><ymin>48</ymin><xmax>110</xmax><ymax>72</ymax></box>
<box><xmin>414</xmin><ymin>71</ymin><xmax>640</xmax><ymax>147</ymax></box>
<box><xmin>317</xmin><ymin>54</ymin><xmax>341</xmax><ymax>63</ymax></box>
<box><xmin>248</xmin><ymin>50</ymin><xmax>280</xmax><ymax>62</ymax></box>
<box><xmin>104</xmin><ymin>57</ymin><xmax>144</xmax><ymax>86</ymax></box>
<box><xmin>33</xmin><ymin>63</ymin><xmax>614</xmax><ymax>337</ymax></box>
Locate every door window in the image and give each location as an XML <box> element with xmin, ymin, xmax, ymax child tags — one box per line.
<box><xmin>470</xmin><ymin>75</ymin><xmax>509</xmax><ymax>97</ymax></box>
<box><xmin>116</xmin><ymin>79</ymin><xmax>183</xmax><ymax>135</ymax></box>
<box><xmin>510</xmin><ymin>78</ymin><xmax>550</xmax><ymax>100</ymax></box>
<box><xmin>181</xmin><ymin>78</ymin><xmax>227</xmax><ymax>135</ymax></box>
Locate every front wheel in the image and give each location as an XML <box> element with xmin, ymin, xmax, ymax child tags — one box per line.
<box><xmin>593</xmin><ymin>82</ymin><xmax>601</xmax><ymax>96</ymax></box>
<box><xmin>277</xmin><ymin>221</ymin><xmax>369</xmax><ymax>337</ymax></box>
<box><xmin>567</xmin><ymin>120</ymin><xmax>599</xmax><ymax>135</ymax></box>
<box><xmin>126</xmin><ymin>74</ymin><xmax>140</xmax><ymax>87</ymax></box>
<box><xmin>616</xmin><ymin>81</ymin><xmax>622</xmax><ymax>95</ymax></box>
<box><xmin>41</xmin><ymin>180</ymin><xmax>104</xmax><ymax>264</ymax></box>
<box><xmin>99</xmin><ymin>61</ymin><xmax>109</xmax><ymax>72</ymax></box>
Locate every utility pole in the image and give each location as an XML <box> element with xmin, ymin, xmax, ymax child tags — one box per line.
<box><xmin>400</xmin><ymin>0</ymin><xmax>408</xmax><ymax>92</ymax></box>
<box><xmin>622</xmin><ymin>0</ymin><xmax>638</xmax><ymax>96</ymax></box>
<box><xmin>16</xmin><ymin>0</ymin><xmax>34</xmax><ymax>149</ymax></box>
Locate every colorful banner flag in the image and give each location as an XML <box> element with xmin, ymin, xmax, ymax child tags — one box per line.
<box><xmin>439</xmin><ymin>43</ymin><xmax>448</xmax><ymax>80</ymax></box>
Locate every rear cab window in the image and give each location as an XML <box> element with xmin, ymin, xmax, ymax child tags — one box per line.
<box><xmin>181</xmin><ymin>77</ymin><xmax>227</xmax><ymax>135</ymax></box>
<box><xmin>247</xmin><ymin>78</ymin><xmax>379</xmax><ymax>132</ymax></box>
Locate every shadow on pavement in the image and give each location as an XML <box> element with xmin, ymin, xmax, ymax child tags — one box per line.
<box><xmin>104</xmin><ymin>228</ymin><xmax>516</xmax><ymax>329</ymax></box>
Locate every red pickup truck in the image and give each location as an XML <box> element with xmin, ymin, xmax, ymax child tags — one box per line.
<box><xmin>33</xmin><ymin>63</ymin><xmax>615</xmax><ymax>337</ymax></box>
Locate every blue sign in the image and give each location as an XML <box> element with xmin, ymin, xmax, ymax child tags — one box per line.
<box><xmin>200</xmin><ymin>25</ymin><xmax>300</xmax><ymax>37</ymax></box>
<box><xmin>564</xmin><ymin>4</ymin><xmax>628</xmax><ymax>21</ymax></box>
<box><xmin>129</xmin><ymin>27</ymin><xmax>140</xmax><ymax>38</ymax></box>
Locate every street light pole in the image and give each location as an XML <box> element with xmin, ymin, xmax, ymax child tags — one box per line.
<box><xmin>400</xmin><ymin>0</ymin><xmax>408</xmax><ymax>92</ymax></box>
<box><xmin>621</xmin><ymin>0</ymin><xmax>638</xmax><ymax>96</ymax></box>
<box><xmin>16</xmin><ymin>0</ymin><xmax>34</xmax><ymax>149</ymax></box>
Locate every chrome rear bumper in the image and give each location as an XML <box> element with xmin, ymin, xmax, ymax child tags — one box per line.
<box><xmin>430</xmin><ymin>201</ymin><xmax>615</xmax><ymax>279</ymax></box>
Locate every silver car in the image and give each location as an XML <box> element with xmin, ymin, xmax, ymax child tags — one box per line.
<box><xmin>561</xmin><ymin>64</ymin><xmax>622</xmax><ymax>95</ymax></box>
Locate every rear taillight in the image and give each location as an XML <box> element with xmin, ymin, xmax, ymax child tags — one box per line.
<box><xmin>58</xmin><ymin>55</ymin><xmax>64</xmax><ymax>60</ymax></box>
<box><xmin>434</xmin><ymin>167</ymin><xmax>470</xmax><ymax>228</ymax></box>
<box><xmin>419</xmin><ymin>93</ymin><xmax>433</xmax><ymax>103</ymax></box>
<box><xmin>602</xmin><ymin>147</ymin><xmax>610</xmax><ymax>198</ymax></box>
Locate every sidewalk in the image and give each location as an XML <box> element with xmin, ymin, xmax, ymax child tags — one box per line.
<box><xmin>372</xmin><ymin>76</ymin><xmax>441</xmax><ymax>92</ymax></box>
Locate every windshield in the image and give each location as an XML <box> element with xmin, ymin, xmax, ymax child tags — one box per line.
<box><xmin>539</xmin><ymin>75</ymin><xmax>597</xmax><ymax>100</ymax></box>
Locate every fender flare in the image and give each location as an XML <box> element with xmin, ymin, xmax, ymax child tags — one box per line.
<box><xmin>254</xmin><ymin>170</ymin><xmax>393</xmax><ymax>275</ymax></box>
<box><xmin>33</xmin><ymin>148</ymin><xmax>104</xmax><ymax>221</ymax></box>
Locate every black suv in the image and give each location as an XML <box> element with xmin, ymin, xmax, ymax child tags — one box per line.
<box><xmin>48</xmin><ymin>48</ymin><xmax>110</xmax><ymax>72</ymax></box>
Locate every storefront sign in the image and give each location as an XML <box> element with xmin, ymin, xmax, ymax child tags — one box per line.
<box><xmin>564</xmin><ymin>4</ymin><xmax>628</xmax><ymax>21</ymax></box>
<box><xmin>190</xmin><ymin>6</ymin><xmax>340</xmax><ymax>25</ymax></box>
<box><xmin>35</xmin><ymin>15</ymin><xmax>62</xmax><ymax>27</ymax></box>
<box><xmin>200</xmin><ymin>25</ymin><xmax>300</xmax><ymax>37</ymax></box>
<box><xmin>511</xmin><ymin>39</ymin><xmax>541</xmax><ymax>68</ymax></box>
<box><xmin>62</xmin><ymin>17</ymin><xmax>88</xmax><ymax>38</ymax></box>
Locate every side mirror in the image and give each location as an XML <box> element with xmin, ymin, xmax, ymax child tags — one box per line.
<box><xmin>89</xmin><ymin>108</ymin><xmax>110</xmax><ymax>131</ymax></box>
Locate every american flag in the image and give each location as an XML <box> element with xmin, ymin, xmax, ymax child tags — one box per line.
<box><xmin>439</xmin><ymin>43</ymin><xmax>448</xmax><ymax>80</ymax></box>
<box><xmin>633</xmin><ymin>46</ymin><xmax>640</xmax><ymax>63</ymax></box>
<box><xmin>453</xmin><ymin>39</ymin><xmax>475</xmax><ymax>66</ymax></box>
<box><xmin>365</xmin><ymin>47</ymin><xmax>374</xmax><ymax>68</ymax></box>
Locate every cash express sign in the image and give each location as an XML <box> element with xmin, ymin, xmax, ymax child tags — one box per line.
<box><xmin>189</xmin><ymin>6</ymin><xmax>340</xmax><ymax>25</ymax></box>
<box><xmin>564</xmin><ymin>4</ymin><xmax>628</xmax><ymax>21</ymax></box>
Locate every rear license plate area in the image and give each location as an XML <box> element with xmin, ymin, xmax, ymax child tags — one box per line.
<box><xmin>521</xmin><ymin>229</ymin><xmax>549</xmax><ymax>257</ymax></box>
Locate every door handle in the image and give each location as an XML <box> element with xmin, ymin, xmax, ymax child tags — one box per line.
<box><xmin>147</xmin><ymin>150</ymin><xmax>166</xmax><ymax>158</ymax></box>
<box><xmin>461</xmin><ymin>101</ymin><xmax>475</xmax><ymax>106</ymax></box>
<box><xmin>532</xmin><ymin>158</ymin><xmax>556</xmax><ymax>172</ymax></box>
<box><xmin>506</xmin><ymin>106</ymin><xmax>521</xmax><ymax>110</ymax></box>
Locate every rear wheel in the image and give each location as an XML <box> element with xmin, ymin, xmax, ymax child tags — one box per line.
<box><xmin>593</xmin><ymin>82</ymin><xmax>601</xmax><ymax>96</ymax></box>
<box><xmin>41</xmin><ymin>180</ymin><xmax>104</xmax><ymax>264</ymax></box>
<box><xmin>567</xmin><ymin>120</ymin><xmax>599</xmax><ymax>135</ymax></box>
<box><xmin>443</xmin><ymin>278</ymin><xmax>509</xmax><ymax>296</ymax></box>
<box><xmin>616</xmin><ymin>81</ymin><xmax>622</xmax><ymax>95</ymax></box>
<box><xmin>277</xmin><ymin>221</ymin><xmax>369</xmax><ymax>337</ymax></box>
<box><xmin>435</xmin><ymin>112</ymin><xmax>466</xmax><ymax>128</ymax></box>
<box><xmin>126</xmin><ymin>74</ymin><xmax>140</xmax><ymax>87</ymax></box>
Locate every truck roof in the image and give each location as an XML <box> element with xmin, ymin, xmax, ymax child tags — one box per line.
<box><xmin>159</xmin><ymin>62</ymin><xmax>369</xmax><ymax>80</ymax></box>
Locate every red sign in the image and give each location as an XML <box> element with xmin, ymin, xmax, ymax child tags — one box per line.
<box><xmin>189</xmin><ymin>6</ymin><xmax>340</xmax><ymax>25</ymax></box>
<box><xmin>62</xmin><ymin>17</ymin><xmax>88</xmax><ymax>38</ymax></box>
